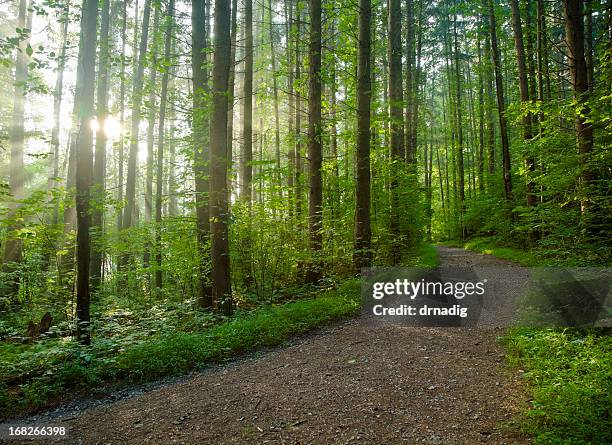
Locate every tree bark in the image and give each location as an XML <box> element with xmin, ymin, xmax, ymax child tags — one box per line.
<box><xmin>487</xmin><ymin>0</ymin><xmax>512</xmax><ymax>201</ymax></box>
<box><xmin>306</xmin><ymin>0</ymin><xmax>323</xmax><ymax>281</ymax></box>
<box><xmin>388</xmin><ymin>0</ymin><xmax>404</xmax><ymax>261</ymax></box>
<box><xmin>123</xmin><ymin>0</ymin><xmax>152</xmax><ymax>231</ymax></box>
<box><xmin>192</xmin><ymin>0</ymin><xmax>213</xmax><ymax>308</ymax></box>
<box><xmin>90</xmin><ymin>0</ymin><xmax>112</xmax><ymax>290</ymax></box>
<box><xmin>2</xmin><ymin>0</ymin><xmax>31</xmax><ymax>297</ymax></box>
<box><xmin>510</xmin><ymin>0</ymin><xmax>535</xmax><ymax>207</ymax></box>
<box><xmin>210</xmin><ymin>0</ymin><xmax>232</xmax><ymax>315</ymax></box>
<box><xmin>241</xmin><ymin>0</ymin><xmax>254</xmax><ymax>204</ymax></box>
<box><xmin>563</xmin><ymin>0</ymin><xmax>594</xmax><ymax>215</ymax></box>
<box><xmin>353</xmin><ymin>0</ymin><xmax>372</xmax><ymax>271</ymax></box>
<box><xmin>155</xmin><ymin>0</ymin><xmax>174</xmax><ymax>291</ymax></box>
<box><xmin>453</xmin><ymin>13</ymin><xmax>465</xmax><ymax>238</ymax></box>
<box><xmin>74</xmin><ymin>0</ymin><xmax>99</xmax><ymax>345</ymax></box>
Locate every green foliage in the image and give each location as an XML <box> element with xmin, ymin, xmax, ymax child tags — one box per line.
<box><xmin>0</xmin><ymin>278</ymin><xmax>360</xmax><ymax>419</ymax></box>
<box><xmin>503</xmin><ymin>328</ymin><xmax>612</xmax><ymax>445</ymax></box>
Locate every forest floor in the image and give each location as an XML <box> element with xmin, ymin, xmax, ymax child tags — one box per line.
<box><xmin>13</xmin><ymin>247</ymin><xmax>532</xmax><ymax>444</ymax></box>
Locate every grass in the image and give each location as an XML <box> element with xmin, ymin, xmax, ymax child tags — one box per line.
<box><xmin>438</xmin><ymin>236</ymin><xmax>541</xmax><ymax>266</ymax></box>
<box><xmin>503</xmin><ymin>328</ymin><xmax>612</xmax><ymax>445</ymax></box>
<box><xmin>0</xmin><ymin>278</ymin><xmax>361</xmax><ymax>419</ymax></box>
<box><xmin>442</xmin><ymin>237</ymin><xmax>611</xmax><ymax>443</ymax></box>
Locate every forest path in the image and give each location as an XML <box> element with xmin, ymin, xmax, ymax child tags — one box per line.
<box><xmin>52</xmin><ymin>247</ymin><xmax>530</xmax><ymax>444</ymax></box>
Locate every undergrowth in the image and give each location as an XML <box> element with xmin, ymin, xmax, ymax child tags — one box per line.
<box><xmin>503</xmin><ymin>328</ymin><xmax>612</xmax><ymax>445</ymax></box>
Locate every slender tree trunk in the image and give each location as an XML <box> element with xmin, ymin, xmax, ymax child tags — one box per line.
<box><xmin>241</xmin><ymin>0</ymin><xmax>254</xmax><ymax>204</ymax></box>
<box><xmin>268</xmin><ymin>0</ymin><xmax>282</xmax><ymax>189</ymax></box>
<box><xmin>192</xmin><ymin>0</ymin><xmax>213</xmax><ymax>308</ymax></box>
<box><xmin>563</xmin><ymin>0</ymin><xmax>594</xmax><ymax>215</ymax></box>
<box><xmin>306</xmin><ymin>0</ymin><xmax>323</xmax><ymax>281</ymax></box>
<box><xmin>404</xmin><ymin>0</ymin><xmax>414</xmax><ymax>164</ymax></box>
<box><xmin>477</xmin><ymin>38</ymin><xmax>485</xmax><ymax>192</ymax></box>
<box><xmin>2</xmin><ymin>0</ymin><xmax>31</xmax><ymax>297</ymax></box>
<box><xmin>75</xmin><ymin>0</ymin><xmax>99</xmax><ymax>345</ymax></box>
<box><xmin>286</xmin><ymin>0</ymin><xmax>295</xmax><ymax>214</ymax></box>
<box><xmin>585</xmin><ymin>0</ymin><xmax>593</xmax><ymax>92</ymax></box>
<box><xmin>453</xmin><ymin>13</ymin><xmax>465</xmax><ymax>238</ymax></box>
<box><xmin>155</xmin><ymin>0</ymin><xmax>174</xmax><ymax>291</ymax></box>
<box><xmin>145</xmin><ymin>7</ymin><xmax>160</xmax><ymax>228</ymax></box>
<box><xmin>210</xmin><ymin>0</ymin><xmax>232</xmax><ymax>315</ymax></box>
<box><xmin>510</xmin><ymin>0</ymin><xmax>535</xmax><ymax>207</ymax></box>
<box><xmin>116</xmin><ymin>0</ymin><xmax>128</xmax><ymax>231</ymax></box>
<box><xmin>49</xmin><ymin>2</ymin><xmax>70</xmax><ymax>228</ymax></box>
<box><xmin>295</xmin><ymin>13</ymin><xmax>303</xmax><ymax>219</ymax></box>
<box><xmin>123</xmin><ymin>0</ymin><xmax>152</xmax><ymax>232</ymax></box>
<box><xmin>90</xmin><ymin>0</ymin><xmax>112</xmax><ymax>290</ymax></box>
<box><xmin>123</xmin><ymin>0</ymin><xmax>151</xmax><ymax>229</ymax></box>
<box><xmin>227</xmin><ymin>0</ymin><xmax>238</xmax><ymax>196</ymax></box>
<box><xmin>388</xmin><ymin>0</ymin><xmax>404</xmax><ymax>261</ymax></box>
<box><xmin>482</xmin><ymin>14</ymin><xmax>496</xmax><ymax>180</ymax></box>
<box><xmin>353</xmin><ymin>0</ymin><xmax>372</xmax><ymax>271</ymax></box>
<box><xmin>487</xmin><ymin>0</ymin><xmax>512</xmax><ymax>201</ymax></box>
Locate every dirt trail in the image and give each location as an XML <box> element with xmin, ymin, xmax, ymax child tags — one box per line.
<box><xmin>26</xmin><ymin>247</ymin><xmax>531</xmax><ymax>444</ymax></box>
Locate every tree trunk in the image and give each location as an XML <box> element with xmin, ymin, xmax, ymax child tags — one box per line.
<box><xmin>306</xmin><ymin>0</ymin><xmax>323</xmax><ymax>281</ymax></box>
<box><xmin>510</xmin><ymin>0</ymin><xmax>535</xmax><ymax>207</ymax></box>
<box><xmin>353</xmin><ymin>0</ymin><xmax>372</xmax><ymax>271</ymax></box>
<box><xmin>286</xmin><ymin>0</ymin><xmax>295</xmax><ymax>214</ymax></box>
<box><xmin>155</xmin><ymin>0</ymin><xmax>174</xmax><ymax>292</ymax></box>
<box><xmin>2</xmin><ymin>0</ymin><xmax>31</xmax><ymax>297</ymax></box>
<box><xmin>388</xmin><ymin>0</ymin><xmax>404</xmax><ymax>261</ymax></box>
<box><xmin>210</xmin><ymin>0</ymin><xmax>232</xmax><ymax>315</ymax></box>
<box><xmin>90</xmin><ymin>0</ymin><xmax>112</xmax><ymax>290</ymax></box>
<box><xmin>116</xmin><ymin>0</ymin><xmax>128</xmax><ymax>231</ymax></box>
<box><xmin>295</xmin><ymin>12</ymin><xmax>303</xmax><ymax>219</ymax></box>
<box><xmin>241</xmin><ymin>0</ymin><xmax>254</xmax><ymax>204</ymax></box>
<box><xmin>563</xmin><ymin>0</ymin><xmax>594</xmax><ymax>215</ymax></box>
<box><xmin>269</xmin><ymin>0</ymin><xmax>282</xmax><ymax>189</ymax></box>
<box><xmin>487</xmin><ymin>0</ymin><xmax>512</xmax><ymax>201</ymax></box>
<box><xmin>49</xmin><ymin>1</ymin><xmax>70</xmax><ymax>228</ymax></box>
<box><xmin>477</xmin><ymin>37</ymin><xmax>485</xmax><ymax>192</ymax></box>
<box><xmin>123</xmin><ymin>0</ymin><xmax>152</xmax><ymax>231</ymax></box>
<box><xmin>145</xmin><ymin>7</ymin><xmax>160</xmax><ymax>228</ymax></box>
<box><xmin>404</xmin><ymin>0</ymin><xmax>414</xmax><ymax>164</ymax></box>
<box><xmin>227</xmin><ymin>0</ymin><xmax>239</xmax><ymax>196</ymax></box>
<box><xmin>192</xmin><ymin>0</ymin><xmax>213</xmax><ymax>308</ymax></box>
<box><xmin>453</xmin><ymin>13</ymin><xmax>465</xmax><ymax>238</ymax></box>
<box><xmin>74</xmin><ymin>0</ymin><xmax>99</xmax><ymax>345</ymax></box>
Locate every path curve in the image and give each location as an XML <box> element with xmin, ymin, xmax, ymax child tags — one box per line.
<box><xmin>31</xmin><ymin>247</ymin><xmax>531</xmax><ymax>444</ymax></box>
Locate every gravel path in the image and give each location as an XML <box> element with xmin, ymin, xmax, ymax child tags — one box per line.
<box><xmin>16</xmin><ymin>247</ymin><xmax>531</xmax><ymax>444</ymax></box>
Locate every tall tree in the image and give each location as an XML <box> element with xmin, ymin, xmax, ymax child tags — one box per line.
<box><xmin>227</xmin><ymin>0</ymin><xmax>239</xmax><ymax>195</ymax></box>
<box><xmin>90</xmin><ymin>0</ymin><xmax>112</xmax><ymax>289</ymax></box>
<box><xmin>74</xmin><ymin>0</ymin><xmax>99</xmax><ymax>344</ymax></box>
<box><xmin>241</xmin><ymin>0</ymin><xmax>254</xmax><ymax>204</ymax></box>
<box><xmin>192</xmin><ymin>0</ymin><xmax>212</xmax><ymax>308</ymax></box>
<box><xmin>510</xmin><ymin>0</ymin><xmax>536</xmax><ymax>207</ymax></box>
<box><xmin>354</xmin><ymin>0</ymin><xmax>372</xmax><ymax>270</ymax></box>
<box><xmin>306</xmin><ymin>0</ymin><xmax>323</xmax><ymax>281</ymax></box>
<box><xmin>487</xmin><ymin>0</ymin><xmax>512</xmax><ymax>200</ymax></box>
<box><xmin>156</xmin><ymin>0</ymin><xmax>174</xmax><ymax>291</ymax></box>
<box><xmin>145</xmin><ymin>6</ymin><xmax>160</xmax><ymax>227</ymax></box>
<box><xmin>453</xmin><ymin>12</ymin><xmax>465</xmax><ymax>237</ymax></box>
<box><xmin>49</xmin><ymin>1</ymin><xmax>70</xmax><ymax>227</ymax></box>
<box><xmin>268</xmin><ymin>0</ymin><xmax>281</xmax><ymax>182</ymax></box>
<box><xmin>2</xmin><ymin>0</ymin><xmax>31</xmax><ymax>297</ymax></box>
<box><xmin>116</xmin><ymin>0</ymin><xmax>128</xmax><ymax>231</ymax></box>
<box><xmin>388</xmin><ymin>0</ymin><xmax>404</xmax><ymax>261</ymax></box>
<box><xmin>123</xmin><ymin>0</ymin><xmax>152</xmax><ymax>230</ymax></box>
<box><xmin>210</xmin><ymin>0</ymin><xmax>232</xmax><ymax>315</ymax></box>
<box><xmin>563</xmin><ymin>0</ymin><xmax>594</xmax><ymax>215</ymax></box>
